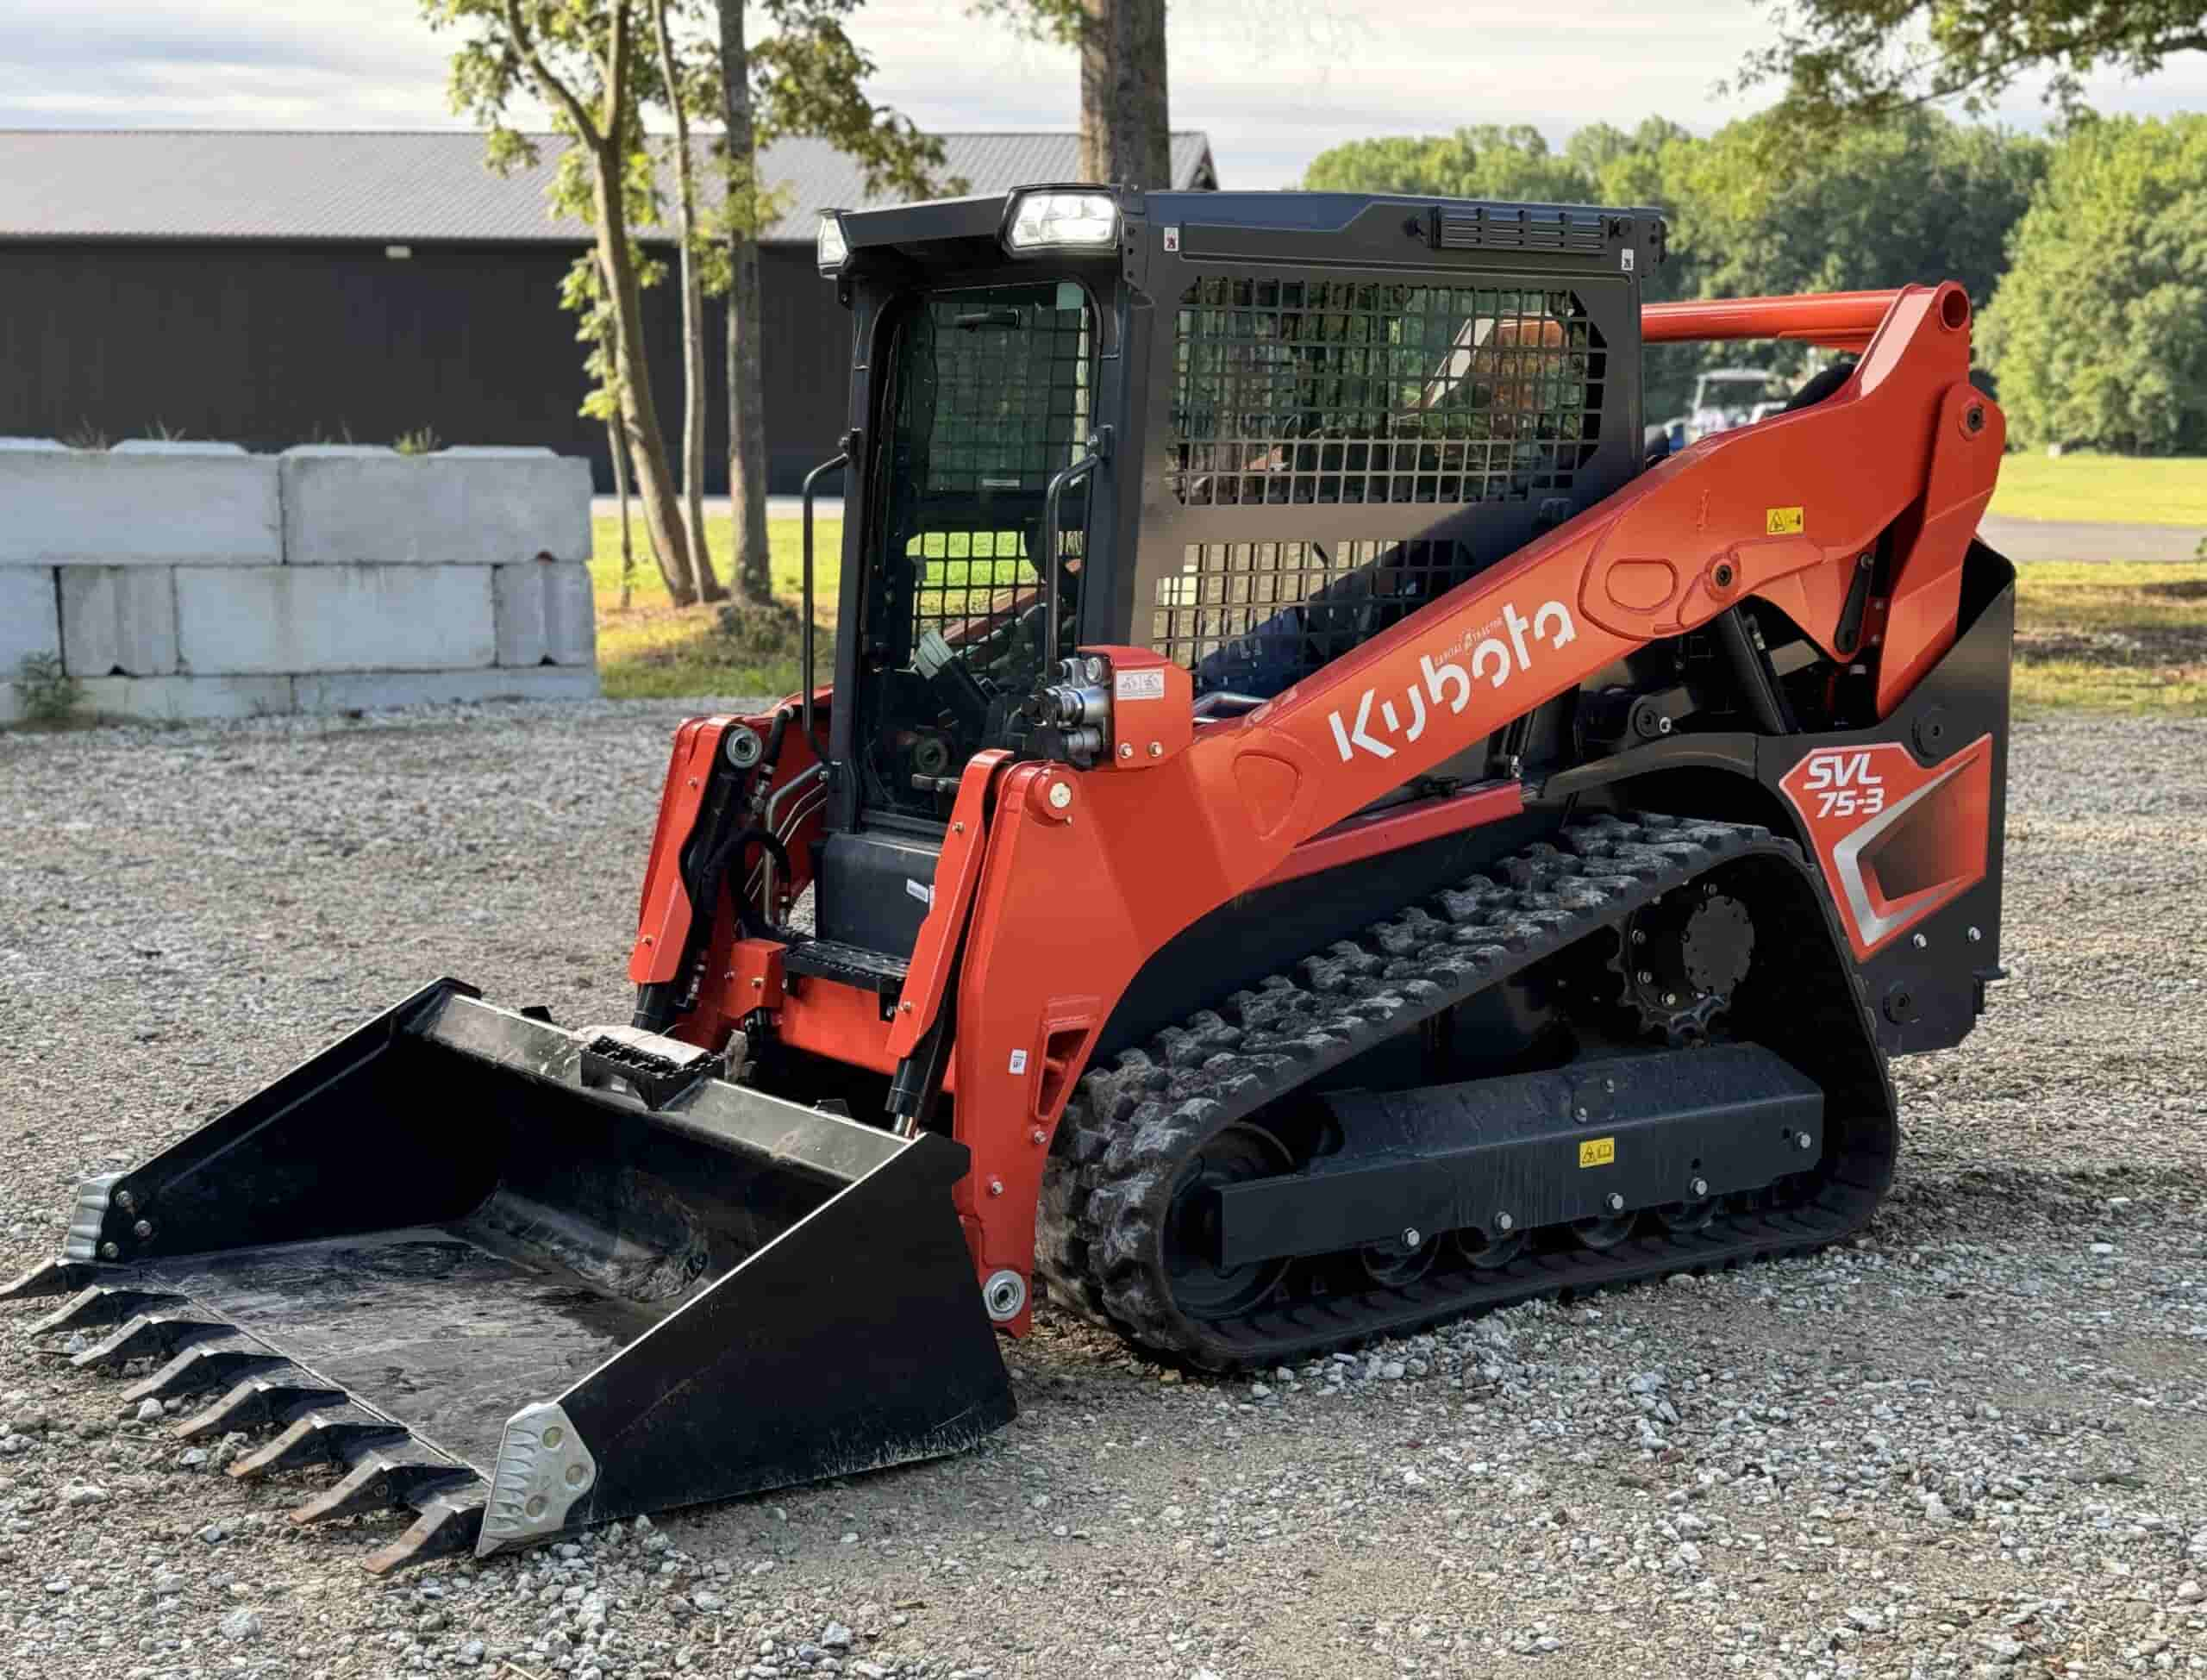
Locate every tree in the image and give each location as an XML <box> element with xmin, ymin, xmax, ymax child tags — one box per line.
<box><xmin>1679</xmin><ymin>109</ymin><xmax>2044</xmax><ymax>310</ymax></box>
<box><xmin>976</xmin><ymin>0</ymin><xmax>1172</xmax><ymax>187</ymax></box>
<box><xmin>1300</xmin><ymin>124</ymin><xmax>1597</xmax><ymax>203</ymax></box>
<box><xmin>429</xmin><ymin>0</ymin><xmax>703</xmax><ymax>604</ymax></box>
<box><xmin>716</xmin><ymin>0</ymin><xmax>952</xmax><ymax>602</ymax></box>
<box><xmin>1736</xmin><ymin>0</ymin><xmax>2207</xmax><ymax>128</ymax></box>
<box><xmin>1293</xmin><ymin>112</ymin><xmax>2047</xmax><ymax>424</ymax></box>
<box><xmin>1980</xmin><ymin>115</ymin><xmax>2207</xmax><ymax>453</ymax></box>
<box><xmin>650</xmin><ymin>0</ymin><xmax>722</xmax><ymax>602</ymax></box>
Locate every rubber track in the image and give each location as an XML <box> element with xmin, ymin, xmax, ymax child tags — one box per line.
<box><xmin>1035</xmin><ymin>813</ymin><xmax>1891</xmax><ymax>1371</ymax></box>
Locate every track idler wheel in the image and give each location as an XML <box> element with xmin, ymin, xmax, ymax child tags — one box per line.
<box><xmin>1163</xmin><ymin>1123</ymin><xmax>1293</xmax><ymax>1320</ymax></box>
<box><xmin>1359</xmin><ymin>1228</ymin><xmax>1439</xmax><ymax>1288</ymax></box>
<box><xmin>1571</xmin><ymin>1212</ymin><xmax>1638</xmax><ymax>1251</ymax></box>
<box><xmin>1654</xmin><ymin>1197</ymin><xmax>1718</xmax><ymax>1234</ymax></box>
<box><xmin>1449</xmin><ymin>1223</ymin><xmax>1526</xmax><ymax>1271</ymax></box>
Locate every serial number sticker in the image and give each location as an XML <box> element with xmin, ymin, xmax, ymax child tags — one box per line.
<box><xmin>1114</xmin><ymin>668</ymin><xmax>1166</xmax><ymax>701</ymax></box>
<box><xmin>1008</xmin><ymin>1049</ymin><xmax>1029</xmax><ymax>1075</ymax></box>
<box><xmin>1766</xmin><ymin>505</ymin><xmax>1805</xmax><ymax>535</ymax></box>
<box><xmin>1579</xmin><ymin>1136</ymin><xmax>1616</xmax><ymax>1169</ymax></box>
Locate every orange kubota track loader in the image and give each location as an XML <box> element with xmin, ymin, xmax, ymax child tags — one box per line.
<box><xmin>4</xmin><ymin>189</ymin><xmax>2011</xmax><ymax>1570</ymax></box>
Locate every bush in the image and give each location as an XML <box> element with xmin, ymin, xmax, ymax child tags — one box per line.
<box><xmin>713</xmin><ymin>596</ymin><xmax>814</xmax><ymax>662</ymax></box>
<box><xmin>12</xmin><ymin>652</ymin><xmax>84</xmax><ymax>723</ymax></box>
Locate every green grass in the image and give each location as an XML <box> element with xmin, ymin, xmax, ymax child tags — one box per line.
<box><xmin>586</xmin><ymin>519</ymin><xmax>2206</xmax><ymax>719</ymax></box>
<box><xmin>2013</xmin><ymin>561</ymin><xmax>2207</xmax><ymax>717</ymax></box>
<box><xmin>1989</xmin><ymin>453</ymin><xmax>2207</xmax><ymax>527</ymax></box>
<box><xmin>591</xmin><ymin>513</ymin><xmax>841</xmax><ymax>701</ymax></box>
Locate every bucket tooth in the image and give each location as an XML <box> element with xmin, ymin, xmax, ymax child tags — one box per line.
<box><xmin>173</xmin><ymin>1374</ymin><xmax>344</xmax><ymax>1442</ymax></box>
<box><xmin>228</xmin><ymin>1412</ymin><xmax>411</xmax><ymax>1481</ymax></box>
<box><xmin>0</xmin><ymin>1259</ymin><xmax>96</xmax><ymax>1304</ymax></box>
<box><xmin>289</xmin><ymin>1458</ymin><xmax>478</xmax><ymax>1527</ymax></box>
<box><xmin>30</xmin><ymin>1285</ymin><xmax>186</xmax><ymax>1337</ymax></box>
<box><xmin>70</xmin><ymin>1313</ymin><xmax>227</xmax><ymax>1371</ymax></box>
<box><xmin>363</xmin><ymin>1492</ymin><xmax>485</xmax><ymax>1576</ymax></box>
<box><xmin>120</xmin><ymin>1339</ymin><xmax>288</xmax><ymax>1408</ymax></box>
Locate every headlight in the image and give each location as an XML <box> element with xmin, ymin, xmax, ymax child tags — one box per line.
<box><xmin>816</xmin><ymin>211</ymin><xmax>849</xmax><ymax>274</ymax></box>
<box><xmin>1004</xmin><ymin>190</ymin><xmax>1118</xmax><ymax>253</ymax></box>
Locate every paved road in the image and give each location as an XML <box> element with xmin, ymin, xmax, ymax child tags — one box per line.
<box><xmin>1979</xmin><ymin>514</ymin><xmax>2204</xmax><ymax>563</ymax></box>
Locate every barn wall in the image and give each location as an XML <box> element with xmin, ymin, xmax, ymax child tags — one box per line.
<box><xmin>0</xmin><ymin>240</ymin><xmax>854</xmax><ymax>493</ymax></box>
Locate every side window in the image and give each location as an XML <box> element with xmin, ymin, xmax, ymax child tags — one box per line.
<box><xmin>1170</xmin><ymin>278</ymin><xmax>1604</xmax><ymax>508</ymax></box>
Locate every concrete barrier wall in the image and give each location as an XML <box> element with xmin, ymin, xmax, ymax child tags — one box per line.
<box><xmin>1</xmin><ymin>441</ymin><xmax>597</xmax><ymax>724</ymax></box>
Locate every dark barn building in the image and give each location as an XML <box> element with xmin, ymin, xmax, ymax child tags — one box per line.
<box><xmin>0</xmin><ymin>130</ymin><xmax>1216</xmax><ymax>492</ymax></box>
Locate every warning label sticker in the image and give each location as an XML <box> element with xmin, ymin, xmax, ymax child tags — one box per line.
<box><xmin>1114</xmin><ymin>667</ymin><xmax>1166</xmax><ymax>702</ymax></box>
<box><xmin>1766</xmin><ymin>505</ymin><xmax>1805</xmax><ymax>535</ymax></box>
<box><xmin>1578</xmin><ymin>1136</ymin><xmax>1616</xmax><ymax>1169</ymax></box>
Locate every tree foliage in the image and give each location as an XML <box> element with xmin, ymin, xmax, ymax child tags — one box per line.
<box><xmin>1301</xmin><ymin>110</ymin><xmax>2048</xmax><ymax>422</ymax></box>
<box><xmin>428</xmin><ymin>0</ymin><xmax>713</xmax><ymax>602</ymax></box>
<box><xmin>1736</xmin><ymin>0</ymin><xmax>2207</xmax><ymax>128</ymax></box>
<box><xmin>1680</xmin><ymin>110</ymin><xmax>2045</xmax><ymax>309</ymax></box>
<box><xmin>974</xmin><ymin>0</ymin><xmax>1172</xmax><ymax>187</ymax></box>
<box><xmin>427</xmin><ymin>0</ymin><xmax>951</xmax><ymax>606</ymax></box>
<box><xmin>1980</xmin><ymin>115</ymin><xmax>2207</xmax><ymax>453</ymax></box>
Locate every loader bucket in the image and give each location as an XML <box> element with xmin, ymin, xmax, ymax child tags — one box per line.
<box><xmin>0</xmin><ymin>980</ymin><xmax>1015</xmax><ymax>1570</ymax></box>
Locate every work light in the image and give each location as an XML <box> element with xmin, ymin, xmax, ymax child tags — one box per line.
<box><xmin>815</xmin><ymin>211</ymin><xmax>849</xmax><ymax>275</ymax></box>
<box><xmin>1003</xmin><ymin>190</ymin><xmax>1118</xmax><ymax>253</ymax></box>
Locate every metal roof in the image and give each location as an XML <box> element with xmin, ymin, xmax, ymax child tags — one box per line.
<box><xmin>0</xmin><ymin>129</ymin><xmax>1217</xmax><ymax>246</ymax></box>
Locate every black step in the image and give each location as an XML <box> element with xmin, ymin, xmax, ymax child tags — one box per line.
<box><xmin>783</xmin><ymin>938</ymin><xmax>911</xmax><ymax>996</ymax></box>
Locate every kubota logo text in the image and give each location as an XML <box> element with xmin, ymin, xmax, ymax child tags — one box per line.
<box><xmin>1328</xmin><ymin>598</ymin><xmax>1576</xmax><ymax>762</ymax></box>
<box><xmin>1799</xmin><ymin>748</ymin><xmax>1887</xmax><ymax>819</ymax></box>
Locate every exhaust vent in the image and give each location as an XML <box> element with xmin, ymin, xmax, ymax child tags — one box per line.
<box><xmin>1431</xmin><ymin>205</ymin><xmax>1609</xmax><ymax>255</ymax></box>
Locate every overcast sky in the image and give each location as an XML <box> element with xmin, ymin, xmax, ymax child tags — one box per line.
<box><xmin>6</xmin><ymin>0</ymin><xmax>2207</xmax><ymax>187</ymax></box>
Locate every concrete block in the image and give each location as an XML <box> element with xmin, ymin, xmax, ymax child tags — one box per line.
<box><xmin>292</xmin><ymin>665</ymin><xmax>600</xmax><ymax>713</ymax></box>
<box><xmin>1</xmin><ymin>568</ymin><xmax>61</xmax><ymax>724</ymax></box>
<box><xmin>0</xmin><ymin>452</ymin><xmax>280</xmax><ymax>567</ymax></box>
<box><xmin>494</xmin><ymin>561</ymin><xmax>597</xmax><ymax>666</ymax></box>
<box><xmin>75</xmin><ymin>674</ymin><xmax>293</xmax><ymax>721</ymax></box>
<box><xmin>0</xmin><ymin>437</ymin><xmax>66</xmax><ymax>453</ymax></box>
<box><xmin>59</xmin><ymin>566</ymin><xmax>179</xmax><ymax>677</ymax></box>
<box><xmin>281</xmin><ymin>448</ymin><xmax>593</xmax><ymax>565</ymax></box>
<box><xmin>110</xmin><ymin>440</ymin><xmax>248</xmax><ymax>456</ymax></box>
<box><xmin>175</xmin><ymin>565</ymin><xmax>496</xmax><ymax>675</ymax></box>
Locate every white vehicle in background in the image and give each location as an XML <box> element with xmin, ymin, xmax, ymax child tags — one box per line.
<box><xmin>1686</xmin><ymin>367</ymin><xmax>1791</xmax><ymax>440</ymax></box>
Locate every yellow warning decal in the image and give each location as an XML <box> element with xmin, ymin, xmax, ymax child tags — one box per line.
<box><xmin>1579</xmin><ymin>1136</ymin><xmax>1616</xmax><ymax>1169</ymax></box>
<box><xmin>1766</xmin><ymin>505</ymin><xmax>1805</xmax><ymax>535</ymax></box>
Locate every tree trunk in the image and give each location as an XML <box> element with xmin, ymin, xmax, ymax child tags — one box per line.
<box><xmin>652</xmin><ymin>0</ymin><xmax>723</xmax><ymax>603</ymax></box>
<box><xmin>717</xmin><ymin>0</ymin><xmax>776</xmax><ymax>603</ymax></box>
<box><xmin>1078</xmin><ymin>0</ymin><xmax>1172</xmax><ymax>189</ymax></box>
<box><xmin>594</xmin><ymin>145</ymin><xmax>697</xmax><ymax>605</ymax></box>
<box><xmin>607</xmin><ymin>412</ymin><xmax>636</xmax><ymax>612</ymax></box>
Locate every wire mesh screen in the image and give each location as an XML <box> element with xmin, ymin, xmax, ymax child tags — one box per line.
<box><xmin>905</xmin><ymin>527</ymin><xmax>1084</xmax><ymax>653</ymax></box>
<box><xmin>1171</xmin><ymin>279</ymin><xmax>1604</xmax><ymax>507</ymax></box>
<box><xmin>892</xmin><ymin>284</ymin><xmax>1092</xmax><ymax>658</ymax></box>
<box><xmin>914</xmin><ymin>288</ymin><xmax>1091</xmax><ymax>501</ymax></box>
<box><xmin>1152</xmin><ymin>538</ymin><xmax>1475</xmax><ymax>696</ymax></box>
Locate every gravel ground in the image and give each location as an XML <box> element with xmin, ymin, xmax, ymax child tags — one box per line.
<box><xmin>1</xmin><ymin>703</ymin><xmax>2203</xmax><ymax>1680</ymax></box>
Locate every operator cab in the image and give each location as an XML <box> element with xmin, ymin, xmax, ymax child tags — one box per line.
<box><xmin>807</xmin><ymin>184</ymin><xmax>1662</xmax><ymax>961</ymax></box>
